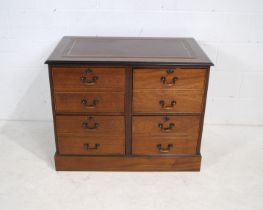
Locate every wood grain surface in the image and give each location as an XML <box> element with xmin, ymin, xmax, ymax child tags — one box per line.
<box><xmin>132</xmin><ymin>116</ymin><xmax>200</xmax><ymax>155</ymax></box>
<box><xmin>52</xmin><ymin>67</ymin><xmax>125</xmax><ymax>92</ymax></box>
<box><xmin>133</xmin><ymin>90</ymin><xmax>203</xmax><ymax>113</ymax></box>
<box><xmin>55</xmin><ymin>92</ymin><xmax>125</xmax><ymax>113</ymax></box>
<box><xmin>55</xmin><ymin>154</ymin><xmax>202</xmax><ymax>171</ymax></box>
<box><xmin>134</xmin><ymin>68</ymin><xmax>206</xmax><ymax>90</ymax></box>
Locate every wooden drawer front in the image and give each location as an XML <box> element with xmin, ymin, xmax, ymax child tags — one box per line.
<box><xmin>133</xmin><ymin>90</ymin><xmax>203</xmax><ymax>113</ymax></box>
<box><xmin>132</xmin><ymin>116</ymin><xmax>200</xmax><ymax>155</ymax></box>
<box><xmin>56</xmin><ymin>116</ymin><xmax>125</xmax><ymax>155</ymax></box>
<box><xmin>58</xmin><ymin>135</ymin><xmax>124</xmax><ymax>155</ymax></box>
<box><xmin>52</xmin><ymin>67</ymin><xmax>125</xmax><ymax>92</ymax></box>
<box><xmin>134</xmin><ymin>68</ymin><xmax>206</xmax><ymax>91</ymax></box>
<box><xmin>56</xmin><ymin>116</ymin><xmax>124</xmax><ymax>135</ymax></box>
<box><xmin>55</xmin><ymin>92</ymin><xmax>124</xmax><ymax>113</ymax></box>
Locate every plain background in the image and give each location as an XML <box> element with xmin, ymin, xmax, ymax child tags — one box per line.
<box><xmin>0</xmin><ymin>0</ymin><xmax>263</xmax><ymax>125</ymax></box>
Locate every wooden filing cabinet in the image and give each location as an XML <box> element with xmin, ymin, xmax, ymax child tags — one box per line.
<box><xmin>45</xmin><ymin>36</ymin><xmax>213</xmax><ymax>171</ymax></box>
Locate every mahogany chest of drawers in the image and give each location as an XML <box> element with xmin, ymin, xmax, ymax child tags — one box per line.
<box><xmin>45</xmin><ymin>37</ymin><xmax>213</xmax><ymax>171</ymax></box>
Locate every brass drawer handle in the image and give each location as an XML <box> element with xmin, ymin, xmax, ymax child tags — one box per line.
<box><xmin>156</xmin><ymin>144</ymin><xmax>173</xmax><ymax>153</ymax></box>
<box><xmin>158</xmin><ymin>123</ymin><xmax>175</xmax><ymax>132</ymax></box>
<box><xmin>160</xmin><ymin>69</ymin><xmax>178</xmax><ymax>87</ymax></box>
<box><xmin>81</xmin><ymin>99</ymin><xmax>98</xmax><ymax>108</ymax></box>
<box><xmin>80</xmin><ymin>76</ymin><xmax>98</xmax><ymax>85</ymax></box>
<box><xmin>159</xmin><ymin>100</ymin><xmax>176</xmax><ymax>109</ymax></box>
<box><xmin>80</xmin><ymin>69</ymin><xmax>99</xmax><ymax>85</ymax></box>
<box><xmin>160</xmin><ymin>76</ymin><xmax>178</xmax><ymax>87</ymax></box>
<box><xmin>84</xmin><ymin>143</ymin><xmax>100</xmax><ymax>150</ymax></box>
<box><xmin>82</xmin><ymin>116</ymin><xmax>99</xmax><ymax>129</ymax></box>
<box><xmin>82</xmin><ymin>122</ymin><xmax>99</xmax><ymax>129</ymax></box>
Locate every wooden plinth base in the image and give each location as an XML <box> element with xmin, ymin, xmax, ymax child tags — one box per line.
<box><xmin>55</xmin><ymin>154</ymin><xmax>201</xmax><ymax>171</ymax></box>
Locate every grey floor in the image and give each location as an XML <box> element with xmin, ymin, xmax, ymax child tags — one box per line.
<box><xmin>0</xmin><ymin>121</ymin><xmax>262</xmax><ymax>210</ymax></box>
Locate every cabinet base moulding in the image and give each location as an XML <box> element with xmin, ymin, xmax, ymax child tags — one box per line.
<box><xmin>55</xmin><ymin>154</ymin><xmax>202</xmax><ymax>171</ymax></box>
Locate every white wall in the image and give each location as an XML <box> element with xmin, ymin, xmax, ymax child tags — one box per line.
<box><xmin>0</xmin><ymin>0</ymin><xmax>263</xmax><ymax>125</ymax></box>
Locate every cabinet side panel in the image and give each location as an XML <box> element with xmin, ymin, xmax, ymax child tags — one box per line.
<box><xmin>125</xmin><ymin>67</ymin><xmax>133</xmax><ymax>155</ymax></box>
<box><xmin>48</xmin><ymin>65</ymin><xmax>59</xmax><ymax>153</ymax></box>
<box><xmin>196</xmin><ymin>67</ymin><xmax>210</xmax><ymax>154</ymax></box>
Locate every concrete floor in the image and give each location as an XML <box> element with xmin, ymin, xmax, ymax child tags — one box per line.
<box><xmin>0</xmin><ymin>121</ymin><xmax>262</xmax><ymax>210</ymax></box>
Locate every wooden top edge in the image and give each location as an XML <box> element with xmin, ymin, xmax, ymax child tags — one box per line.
<box><xmin>45</xmin><ymin>60</ymin><xmax>213</xmax><ymax>66</ymax></box>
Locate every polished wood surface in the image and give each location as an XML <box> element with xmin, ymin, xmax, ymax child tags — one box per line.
<box><xmin>55</xmin><ymin>92</ymin><xmax>125</xmax><ymax>113</ymax></box>
<box><xmin>56</xmin><ymin>115</ymin><xmax>125</xmax><ymax>134</ymax></box>
<box><xmin>134</xmin><ymin>68</ymin><xmax>206</xmax><ymax>91</ymax></box>
<box><xmin>55</xmin><ymin>154</ymin><xmax>202</xmax><ymax>171</ymax></box>
<box><xmin>56</xmin><ymin>116</ymin><xmax>125</xmax><ymax>155</ymax></box>
<box><xmin>132</xmin><ymin>116</ymin><xmax>200</xmax><ymax>155</ymax></box>
<box><xmin>57</xmin><ymin>135</ymin><xmax>124</xmax><ymax>155</ymax></box>
<box><xmin>132</xmin><ymin>116</ymin><xmax>200</xmax><ymax>134</ymax></box>
<box><xmin>45</xmin><ymin>37</ymin><xmax>213</xmax><ymax>66</ymax></box>
<box><xmin>46</xmin><ymin>36</ymin><xmax>213</xmax><ymax>171</ymax></box>
<box><xmin>133</xmin><ymin>90</ymin><xmax>203</xmax><ymax>113</ymax></box>
<box><xmin>52</xmin><ymin>67</ymin><xmax>125</xmax><ymax>92</ymax></box>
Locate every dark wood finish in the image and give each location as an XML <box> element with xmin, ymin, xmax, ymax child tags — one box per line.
<box><xmin>48</xmin><ymin>67</ymin><xmax>59</xmax><ymax>152</ymax></box>
<box><xmin>125</xmin><ymin>67</ymin><xmax>133</xmax><ymax>155</ymax></box>
<box><xmin>56</xmin><ymin>115</ymin><xmax>124</xmax><ymax>134</ymax></box>
<box><xmin>52</xmin><ymin>67</ymin><xmax>125</xmax><ymax>92</ymax></box>
<box><xmin>54</xmin><ymin>92</ymin><xmax>125</xmax><ymax>113</ymax></box>
<box><xmin>45</xmin><ymin>37</ymin><xmax>213</xmax><ymax>66</ymax></box>
<box><xmin>55</xmin><ymin>154</ymin><xmax>202</xmax><ymax>171</ymax></box>
<box><xmin>132</xmin><ymin>116</ymin><xmax>200</xmax><ymax>135</ymax></box>
<box><xmin>46</xmin><ymin>36</ymin><xmax>213</xmax><ymax>171</ymax></box>
<box><xmin>132</xmin><ymin>116</ymin><xmax>200</xmax><ymax>155</ymax></box>
<box><xmin>133</xmin><ymin>90</ymin><xmax>203</xmax><ymax>113</ymax></box>
<box><xmin>196</xmin><ymin>68</ymin><xmax>210</xmax><ymax>154</ymax></box>
<box><xmin>57</xmin><ymin>135</ymin><xmax>124</xmax><ymax>155</ymax></box>
<box><xmin>134</xmin><ymin>68</ymin><xmax>206</xmax><ymax>90</ymax></box>
<box><xmin>56</xmin><ymin>116</ymin><xmax>125</xmax><ymax>155</ymax></box>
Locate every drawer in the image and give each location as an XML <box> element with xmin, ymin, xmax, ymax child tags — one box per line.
<box><xmin>132</xmin><ymin>116</ymin><xmax>200</xmax><ymax>155</ymax></box>
<box><xmin>56</xmin><ymin>116</ymin><xmax>125</xmax><ymax>155</ymax></box>
<box><xmin>52</xmin><ymin>67</ymin><xmax>125</xmax><ymax>92</ymax></box>
<box><xmin>134</xmin><ymin>68</ymin><xmax>206</xmax><ymax>91</ymax></box>
<box><xmin>56</xmin><ymin>116</ymin><xmax>125</xmax><ymax>135</ymax></box>
<box><xmin>133</xmin><ymin>90</ymin><xmax>203</xmax><ymax>113</ymax></box>
<box><xmin>55</xmin><ymin>92</ymin><xmax>124</xmax><ymax>113</ymax></box>
<box><xmin>57</xmin><ymin>135</ymin><xmax>124</xmax><ymax>155</ymax></box>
